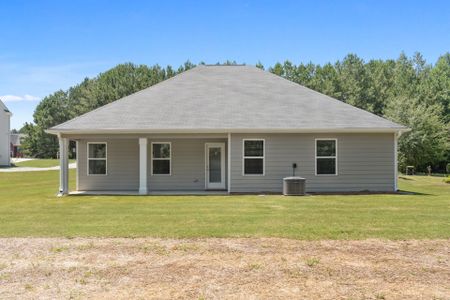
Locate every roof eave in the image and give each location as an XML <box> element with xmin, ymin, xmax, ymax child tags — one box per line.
<box><xmin>46</xmin><ymin>127</ymin><xmax>410</xmax><ymax>136</ymax></box>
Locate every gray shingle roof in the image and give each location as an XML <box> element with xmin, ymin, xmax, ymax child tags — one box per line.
<box><xmin>50</xmin><ymin>65</ymin><xmax>407</xmax><ymax>133</ymax></box>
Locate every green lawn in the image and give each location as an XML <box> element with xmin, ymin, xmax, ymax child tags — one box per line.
<box><xmin>14</xmin><ymin>159</ymin><xmax>75</xmax><ymax>168</ymax></box>
<box><xmin>0</xmin><ymin>170</ymin><xmax>448</xmax><ymax>239</ymax></box>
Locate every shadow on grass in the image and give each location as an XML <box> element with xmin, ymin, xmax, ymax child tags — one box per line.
<box><xmin>396</xmin><ymin>190</ymin><xmax>432</xmax><ymax>196</ymax></box>
<box><xmin>0</xmin><ymin>164</ymin><xmax>17</xmax><ymax>169</ymax></box>
<box><xmin>64</xmin><ymin>190</ymin><xmax>434</xmax><ymax>198</ymax></box>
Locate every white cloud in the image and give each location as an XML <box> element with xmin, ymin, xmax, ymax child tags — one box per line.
<box><xmin>1</xmin><ymin>94</ymin><xmax>40</xmax><ymax>102</ymax></box>
<box><xmin>23</xmin><ymin>94</ymin><xmax>40</xmax><ymax>101</ymax></box>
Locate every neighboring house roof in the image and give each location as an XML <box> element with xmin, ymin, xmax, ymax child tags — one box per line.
<box><xmin>49</xmin><ymin>65</ymin><xmax>408</xmax><ymax>134</ymax></box>
<box><xmin>10</xmin><ymin>133</ymin><xmax>25</xmax><ymax>146</ymax></box>
<box><xmin>0</xmin><ymin>99</ymin><xmax>11</xmax><ymax>114</ymax></box>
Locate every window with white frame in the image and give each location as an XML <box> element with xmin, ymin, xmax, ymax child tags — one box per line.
<box><xmin>316</xmin><ymin>139</ymin><xmax>337</xmax><ymax>175</ymax></box>
<box><xmin>87</xmin><ymin>143</ymin><xmax>107</xmax><ymax>175</ymax></box>
<box><xmin>152</xmin><ymin>142</ymin><xmax>171</xmax><ymax>175</ymax></box>
<box><xmin>243</xmin><ymin>139</ymin><xmax>264</xmax><ymax>175</ymax></box>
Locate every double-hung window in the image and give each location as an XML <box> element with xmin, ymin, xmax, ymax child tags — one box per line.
<box><xmin>243</xmin><ymin>139</ymin><xmax>264</xmax><ymax>175</ymax></box>
<box><xmin>315</xmin><ymin>139</ymin><xmax>337</xmax><ymax>175</ymax></box>
<box><xmin>87</xmin><ymin>143</ymin><xmax>107</xmax><ymax>175</ymax></box>
<box><xmin>152</xmin><ymin>142</ymin><xmax>171</xmax><ymax>175</ymax></box>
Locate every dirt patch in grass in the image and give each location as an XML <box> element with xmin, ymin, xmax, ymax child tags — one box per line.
<box><xmin>0</xmin><ymin>238</ymin><xmax>448</xmax><ymax>299</ymax></box>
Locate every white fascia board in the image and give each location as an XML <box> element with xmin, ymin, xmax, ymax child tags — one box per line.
<box><xmin>46</xmin><ymin>127</ymin><xmax>410</xmax><ymax>135</ymax></box>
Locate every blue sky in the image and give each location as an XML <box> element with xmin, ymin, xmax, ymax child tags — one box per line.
<box><xmin>1</xmin><ymin>0</ymin><xmax>449</xmax><ymax>129</ymax></box>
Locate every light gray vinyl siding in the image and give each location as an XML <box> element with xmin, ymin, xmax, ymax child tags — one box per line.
<box><xmin>77</xmin><ymin>139</ymin><xmax>139</xmax><ymax>191</ymax></box>
<box><xmin>74</xmin><ymin>133</ymin><xmax>394</xmax><ymax>193</ymax></box>
<box><xmin>147</xmin><ymin>138</ymin><xmax>227</xmax><ymax>191</ymax></box>
<box><xmin>230</xmin><ymin>133</ymin><xmax>395</xmax><ymax>193</ymax></box>
<box><xmin>76</xmin><ymin>137</ymin><xmax>227</xmax><ymax>191</ymax></box>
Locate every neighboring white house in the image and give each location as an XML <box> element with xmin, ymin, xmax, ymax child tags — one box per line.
<box><xmin>0</xmin><ymin>99</ymin><xmax>12</xmax><ymax>166</ymax></box>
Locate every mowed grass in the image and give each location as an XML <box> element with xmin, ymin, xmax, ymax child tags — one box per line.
<box><xmin>0</xmin><ymin>170</ymin><xmax>448</xmax><ymax>239</ymax></box>
<box><xmin>14</xmin><ymin>159</ymin><xmax>75</xmax><ymax>168</ymax></box>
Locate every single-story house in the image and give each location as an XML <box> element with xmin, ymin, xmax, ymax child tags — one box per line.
<box><xmin>0</xmin><ymin>99</ymin><xmax>12</xmax><ymax>167</ymax></box>
<box><xmin>48</xmin><ymin>65</ymin><xmax>409</xmax><ymax>195</ymax></box>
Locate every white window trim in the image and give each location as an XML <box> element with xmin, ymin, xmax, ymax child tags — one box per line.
<box><xmin>151</xmin><ymin>142</ymin><xmax>172</xmax><ymax>176</ymax></box>
<box><xmin>87</xmin><ymin>142</ymin><xmax>108</xmax><ymax>176</ymax></box>
<box><xmin>242</xmin><ymin>138</ymin><xmax>265</xmax><ymax>176</ymax></box>
<box><xmin>315</xmin><ymin>138</ymin><xmax>338</xmax><ymax>176</ymax></box>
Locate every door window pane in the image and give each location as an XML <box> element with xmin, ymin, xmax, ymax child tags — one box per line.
<box><xmin>209</xmin><ymin>147</ymin><xmax>221</xmax><ymax>183</ymax></box>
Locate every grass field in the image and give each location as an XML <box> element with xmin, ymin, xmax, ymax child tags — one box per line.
<box><xmin>13</xmin><ymin>159</ymin><xmax>75</xmax><ymax>168</ymax></box>
<box><xmin>0</xmin><ymin>170</ymin><xmax>448</xmax><ymax>239</ymax></box>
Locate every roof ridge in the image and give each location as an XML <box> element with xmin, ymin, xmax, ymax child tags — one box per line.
<box><xmin>202</xmin><ymin>64</ymin><xmax>248</xmax><ymax>67</ymax></box>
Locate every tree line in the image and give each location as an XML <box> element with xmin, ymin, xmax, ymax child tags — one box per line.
<box><xmin>21</xmin><ymin>53</ymin><xmax>449</xmax><ymax>172</ymax></box>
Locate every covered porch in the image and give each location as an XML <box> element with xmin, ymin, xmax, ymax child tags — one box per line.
<box><xmin>57</xmin><ymin>134</ymin><xmax>232</xmax><ymax>196</ymax></box>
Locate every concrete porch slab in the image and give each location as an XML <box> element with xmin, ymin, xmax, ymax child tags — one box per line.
<box><xmin>69</xmin><ymin>190</ymin><xmax>229</xmax><ymax>196</ymax></box>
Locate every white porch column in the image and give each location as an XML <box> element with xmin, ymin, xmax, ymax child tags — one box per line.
<box><xmin>227</xmin><ymin>133</ymin><xmax>231</xmax><ymax>194</ymax></box>
<box><xmin>58</xmin><ymin>136</ymin><xmax>69</xmax><ymax>196</ymax></box>
<box><xmin>394</xmin><ymin>131</ymin><xmax>401</xmax><ymax>192</ymax></box>
<box><xmin>139</xmin><ymin>138</ymin><xmax>148</xmax><ymax>194</ymax></box>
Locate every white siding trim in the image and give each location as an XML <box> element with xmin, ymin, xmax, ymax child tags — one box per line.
<box><xmin>75</xmin><ymin>140</ymin><xmax>79</xmax><ymax>191</ymax></box>
<box><xmin>48</xmin><ymin>127</ymin><xmax>410</xmax><ymax>135</ymax></box>
<box><xmin>242</xmin><ymin>138</ymin><xmax>265</xmax><ymax>176</ymax></box>
<box><xmin>87</xmin><ymin>142</ymin><xmax>108</xmax><ymax>176</ymax></box>
<box><xmin>139</xmin><ymin>138</ymin><xmax>148</xmax><ymax>194</ymax></box>
<box><xmin>58</xmin><ymin>137</ymin><xmax>69</xmax><ymax>195</ymax></box>
<box><xmin>315</xmin><ymin>138</ymin><xmax>338</xmax><ymax>176</ymax></box>
<box><xmin>150</xmin><ymin>142</ymin><xmax>172</xmax><ymax>176</ymax></box>
<box><xmin>227</xmin><ymin>133</ymin><xmax>231</xmax><ymax>193</ymax></box>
